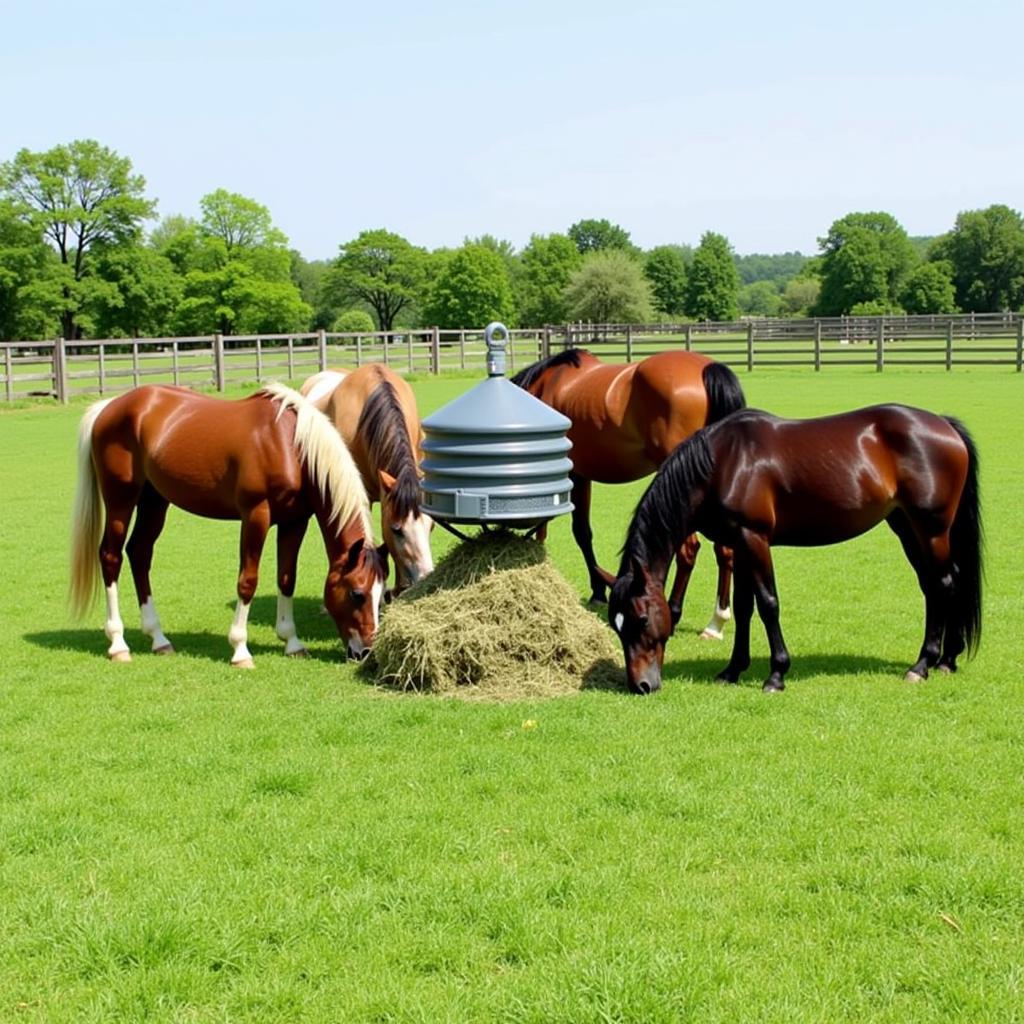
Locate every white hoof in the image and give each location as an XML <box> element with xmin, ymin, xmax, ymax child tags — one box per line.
<box><xmin>700</xmin><ymin>628</ymin><xmax>724</xmax><ymax>641</ymax></box>
<box><xmin>109</xmin><ymin>650</ymin><xmax>132</xmax><ymax>663</ymax></box>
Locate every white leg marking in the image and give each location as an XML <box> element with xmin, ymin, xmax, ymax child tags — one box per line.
<box><xmin>700</xmin><ymin>603</ymin><xmax>732</xmax><ymax>641</ymax></box>
<box><xmin>229</xmin><ymin>599</ymin><xmax>254</xmax><ymax>666</ymax></box>
<box><xmin>140</xmin><ymin>597</ymin><xmax>173</xmax><ymax>653</ymax></box>
<box><xmin>104</xmin><ymin>583</ymin><xmax>131</xmax><ymax>661</ymax></box>
<box><xmin>276</xmin><ymin>594</ymin><xmax>306</xmax><ymax>656</ymax></box>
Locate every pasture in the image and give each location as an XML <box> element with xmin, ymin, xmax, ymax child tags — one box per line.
<box><xmin>0</xmin><ymin>368</ymin><xmax>1022</xmax><ymax>1022</ymax></box>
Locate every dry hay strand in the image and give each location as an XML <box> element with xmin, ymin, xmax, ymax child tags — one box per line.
<box><xmin>369</xmin><ymin>530</ymin><xmax>622</xmax><ymax>700</ymax></box>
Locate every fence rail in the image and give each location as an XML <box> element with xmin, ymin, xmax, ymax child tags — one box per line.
<box><xmin>2</xmin><ymin>313</ymin><xmax>1021</xmax><ymax>402</ymax></box>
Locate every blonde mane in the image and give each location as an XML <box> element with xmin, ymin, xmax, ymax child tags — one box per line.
<box><xmin>260</xmin><ymin>382</ymin><xmax>373</xmax><ymax>538</ymax></box>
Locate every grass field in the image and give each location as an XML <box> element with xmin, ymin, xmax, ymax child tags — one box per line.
<box><xmin>1</xmin><ymin>368</ymin><xmax>1022</xmax><ymax>1022</ymax></box>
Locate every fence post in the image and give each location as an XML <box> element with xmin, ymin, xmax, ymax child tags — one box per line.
<box><xmin>946</xmin><ymin>321</ymin><xmax>954</xmax><ymax>371</ymax></box>
<box><xmin>4</xmin><ymin>346</ymin><xmax>13</xmax><ymax>403</ymax></box>
<box><xmin>746</xmin><ymin>321</ymin><xmax>754</xmax><ymax>372</ymax></box>
<box><xmin>99</xmin><ymin>341</ymin><xmax>107</xmax><ymax>393</ymax></box>
<box><xmin>213</xmin><ymin>333</ymin><xmax>225</xmax><ymax>391</ymax></box>
<box><xmin>814</xmin><ymin>320</ymin><xmax>822</xmax><ymax>371</ymax></box>
<box><xmin>55</xmin><ymin>338</ymin><xmax>68</xmax><ymax>403</ymax></box>
<box><xmin>1017</xmin><ymin>319</ymin><xmax>1023</xmax><ymax>372</ymax></box>
<box><xmin>407</xmin><ymin>332</ymin><xmax>414</xmax><ymax>373</ymax></box>
<box><xmin>542</xmin><ymin>326</ymin><xmax>551</xmax><ymax>360</ymax></box>
<box><xmin>318</xmin><ymin>328</ymin><xmax>327</xmax><ymax>372</ymax></box>
<box><xmin>459</xmin><ymin>330</ymin><xmax>466</xmax><ymax>370</ymax></box>
<box><xmin>626</xmin><ymin>324</ymin><xmax>633</xmax><ymax>363</ymax></box>
<box><xmin>876</xmin><ymin>319</ymin><xmax>884</xmax><ymax>372</ymax></box>
<box><xmin>356</xmin><ymin>334</ymin><xmax>363</xmax><ymax>367</ymax></box>
<box><xmin>684</xmin><ymin>324</ymin><xmax>692</xmax><ymax>352</ymax></box>
<box><xmin>431</xmin><ymin>327</ymin><xmax>440</xmax><ymax>375</ymax></box>
<box><xmin>171</xmin><ymin>340</ymin><xmax>180</xmax><ymax>386</ymax></box>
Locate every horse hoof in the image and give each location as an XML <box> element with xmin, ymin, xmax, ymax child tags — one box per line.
<box><xmin>936</xmin><ymin>664</ymin><xmax>954</xmax><ymax>675</ymax></box>
<box><xmin>700</xmin><ymin>628</ymin><xmax>724</xmax><ymax>641</ymax></box>
<box><xmin>232</xmin><ymin>658</ymin><xmax>255</xmax><ymax>670</ymax></box>
<box><xmin>287</xmin><ymin>648</ymin><xmax>308</xmax><ymax>659</ymax></box>
<box><xmin>109</xmin><ymin>650</ymin><xmax>132</xmax><ymax>663</ymax></box>
<box><xmin>904</xmin><ymin>670</ymin><xmax>925</xmax><ymax>683</ymax></box>
<box><xmin>763</xmin><ymin>679</ymin><xmax>785</xmax><ymax>693</ymax></box>
<box><xmin>153</xmin><ymin>644</ymin><xmax>175</xmax><ymax>656</ymax></box>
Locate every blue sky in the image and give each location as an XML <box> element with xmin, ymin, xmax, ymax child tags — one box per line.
<box><xmin>3</xmin><ymin>0</ymin><xmax>1022</xmax><ymax>260</ymax></box>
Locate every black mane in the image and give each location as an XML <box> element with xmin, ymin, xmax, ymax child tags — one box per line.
<box><xmin>510</xmin><ymin>347</ymin><xmax>590</xmax><ymax>392</ymax></box>
<box><xmin>357</xmin><ymin>374</ymin><xmax>422</xmax><ymax>520</ymax></box>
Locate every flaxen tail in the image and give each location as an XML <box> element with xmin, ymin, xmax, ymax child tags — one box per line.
<box><xmin>69</xmin><ymin>399</ymin><xmax>112</xmax><ymax>618</ymax></box>
<box><xmin>944</xmin><ymin>416</ymin><xmax>983</xmax><ymax>657</ymax></box>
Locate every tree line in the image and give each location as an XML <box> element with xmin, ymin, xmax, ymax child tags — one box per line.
<box><xmin>2</xmin><ymin>139</ymin><xmax>1023</xmax><ymax>342</ymax></box>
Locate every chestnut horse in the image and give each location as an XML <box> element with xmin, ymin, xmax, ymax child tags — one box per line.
<box><xmin>301</xmin><ymin>364</ymin><xmax>434</xmax><ymax>592</ymax></box>
<box><xmin>604</xmin><ymin>405</ymin><xmax>982</xmax><ymax>694</ymax></box>
<box><xmin>511</xmin><ymin>348</ymin><xmax>745</xmax><ymax>637</ymax></box>
<box><xmin>69</xmin><ymin>383</ymin><xmax>388</xmax><ymax>666</ymax></box>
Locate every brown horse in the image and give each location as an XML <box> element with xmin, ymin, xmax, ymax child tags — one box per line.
<box><xmin>512</xmin><ymin>348</ymin><xmax>746</xmax><ymax>636</ymax></box>
<box><xmin>604</xmin><ymin>405</ymin><xmax>983</xmax><ymax>693</ymax></box>
<box><xmin>301</xmin><ymin>364</ymin><xmax>434</xmax><ymax>592</ymax></box>
<box><xmin>69</xmin><ymin>383</ymin><xmax>388</xmax><ymax>666</ymax></box>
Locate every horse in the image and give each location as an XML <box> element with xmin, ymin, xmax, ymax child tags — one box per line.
<box><xmin>511</xmin><ymin>348</ymin><xmax>746</xmax><ymax>637</ymax></box>
<box><xmin>300</xmin><ymin>364</ymin><xmax>434</xmax><ymax>593</ymax></box>
<box><xmin>69</xmin><ymin>382</ymin><xmax>389</xmax><ymax>667</ymax></box>
<box><xmin>603</xmin><ymin>404</ymin><xmax>982</xmax><ymax>694</ymax></box>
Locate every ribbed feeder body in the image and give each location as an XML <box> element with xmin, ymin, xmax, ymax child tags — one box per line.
<box><xmin>420</xmin><ymin>324</ymin><xmax>574</xmax><ymax>527</ymax></box>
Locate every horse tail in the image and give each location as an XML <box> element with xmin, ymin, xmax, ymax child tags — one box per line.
<box><xmin>944</xmin><ymin>416</ymin><xmax>983</xmax><ymax>657</ymax></box>
<box><xmin>701</xmin><ymin>361</ymin><xmax>746</xmax><ymax>424</ymax></box>
<box><xmin>69</xmin><ymin>398</ymin><xmax>113</xmax><ymax>618</ymax></box>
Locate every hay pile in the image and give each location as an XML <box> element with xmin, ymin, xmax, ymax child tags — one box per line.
<box><xmin>369</xmin><ymin>531</ymin><xmax>622</xmax><ymax>699</ymax></box>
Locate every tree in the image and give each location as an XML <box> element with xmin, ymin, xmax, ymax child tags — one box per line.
<box><xmin>900</xmin><ymin>261</ymin><xmax>958</xmax><ymax>314</ymax></box>
<box><xmin>290</xmin><ymin>252</ymin><xmax>333</xmax><ymax>330</ymax></box>
<box><xmin>815</xmin><ymin>212</ymin><xmax>916</xmax><ymax>316</ymax></box>
<box><xmin>779</xmin><ymin>275</ymin><xmax>821</xmax><ymax>316</ymax></box>
<box><xmin>644</xmin><ymin>246</ymin><xmax>688</xmax><ymax>317</ymax></box>
<box><xmin>88</xmin><ymin>244</ymin><xmax>183</xmax><ymax>337</ymax></box>
<box><xmin>515</xmin><ymin>233</ymin><xmax>581</xmax><ymax>326</ymax></box>
<box><xmin>684</xmin><ymin>232</ymin><xmax>739</xmax><ymax>321</ymax></box>
<box><xmin>200</xmin><ymin>188</ymin><xmax>285</xmax><ymax>252</ymax></box>
<box><xmin>0</xmin><ymin>199</ymin><xmax>60</xmax><ymax>339</ymax></box>
<box><xmin>564</xmin><ymin>250</ymin><xmax>653</xmax><ymax>323</ymax></box>
<box><xmin>930</xmin><ymin>205</ymin><xmax>1024</xmax><ymax>312</ymax></box>
<box><xmin>324</xmin><ymin>230</ymin><xmax>427</xmax><ymax>331</ymax></box>
<box><xmin>737</xmin><ymin>280</ymin><xmax>782</xmax><ymax>317</ymax></box>
<box><xmin>422</xmin><ymin>244</ymin><xmax>515</xmax><ymax>329</ymax></box>
<box><xmin>0</xmin><ymin>140</ymin><xmax>156</xmax><ymax>338</ymax></box>
<box><xmin>567</xmin><ymin>218</ymin><xmax>636</xmax><ymax>255</ymax></box>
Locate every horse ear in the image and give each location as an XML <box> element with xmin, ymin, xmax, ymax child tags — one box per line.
<box><xmin>628</xmin><ymin>556</ymin><xmax>648</xmax><ymax>595</ymax></box>
<box><xmin>343</xmin><ymin>536</ymin><xmax>365</xmax><ymax>573</ymax></box>
<box><xmin>379</xmin><ymin>469</ymin><xmax>397</xmax><ymax>495</ymax></box>
<box><xmin>377</xmin><ymin>542</ymin><xmax>390</xmax><ymax>573</ymax></box>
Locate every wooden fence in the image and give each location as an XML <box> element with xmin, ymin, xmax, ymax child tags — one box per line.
<box><xmin>2</xmin><ymin>313</ymin><xmax>1021</xmax><ymax>403</ymax></box>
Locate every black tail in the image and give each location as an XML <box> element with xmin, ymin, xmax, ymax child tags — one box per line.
<box><xmin>701</xmin><ymin>361</ymin><xmax>746</xmax><ymax>425</ymax></box>
<box><xmin>945</xmin><ymin>417</ymin><xmax>983</xmax><ymax>657</ymax></box>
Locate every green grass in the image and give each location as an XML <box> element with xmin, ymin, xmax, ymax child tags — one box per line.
<box><xmin>1</xmin><ymin>369</ymin><xmax>1022</xmax><ymax>1021</ymax></box>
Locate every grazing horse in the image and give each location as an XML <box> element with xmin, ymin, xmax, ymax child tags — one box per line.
<box><xmin>511</xmin><ymin>348</ymin><xmax>746</xmax><ymax>637</ymax></box>
<box><xmin>69</xmin><ymin>383</ymin><xmax>388</xmax><ymax>666</ymax></box>
<box><xmin>301</xmin><ymin>364</ymin><xmax>434</xmax><ymax>592</ymax></box>
<box><xmin>604</xmin><ymin>405</ymin><xmax>982</xmax><ymax>694</ymax></box>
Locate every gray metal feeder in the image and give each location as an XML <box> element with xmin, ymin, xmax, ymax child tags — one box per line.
<box><xmin>420</xmin><ymin>322</ymin><xmax>573</xmax><ymax>536</ymax></box>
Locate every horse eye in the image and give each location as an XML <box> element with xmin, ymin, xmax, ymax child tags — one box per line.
<box><xmin>391</xmin><ymin>526</ymin><xmax>404</xmax><ymax>538</ymax></box>
<box><xmin>351</xmin><ymin>589</ymin><xmax>366</xmax><ymax>606</ymax></box>
<box><xmin>638</xmin><ymin>615</ymin><xmax>649</xmax><ymax>629</ymax></box>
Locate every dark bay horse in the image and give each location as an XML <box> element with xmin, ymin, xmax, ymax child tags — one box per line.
<box><xmin>301</xmin><ymin>364</ymin><xmax>434</xmax><ymax>592</ymax></box>
<box><xmin>604</xmin><ymin>405</ymin><xmax>982</xmax><ymax>693</ymax></box>
<box><xmin>69</xmin><ymin>383</ymin><xmax>388</xmax><ymax>666</ymax></box>
<box><xmin>512</xmin><ymin>348</ymin><xmax>745</xmax><ymax>637</ymax></box>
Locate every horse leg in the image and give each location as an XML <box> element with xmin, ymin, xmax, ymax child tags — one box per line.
<box><xmin>98</xmin><ymin>492</ymin><xmax>139</xmax><ymax>663</ymax></box>
<box><xmin>570</xmin><ymin>476</ymin><xmax>607</xmax><ymax>604</ymax></box>
<box><xmin>275</xmin><ymin>519</ymin><xmax>310</xmax><ymax>657</ymax></box>
<box><xmin>716</xmin><ymin>564</ymin><xmax>754</xmax><ymax>684</ymax></box>
<box><xmin>887</xmin><ymin>511</ymin><xmax>948</xmax><ymax>681</ymax></box>
<box><xmin>229</xmin><ymin>504</ymin><xmax>271</xmax><ymax>669</ymax></box>
<box><xmin>668</xmin><ymin>534</ymin><xmax>699</xmax><ymax>628</ymax></box>
<box><xmin>126</xmin><ymin>483</ymin><xmax>174</xmax><ymax>654</ymax></box>
<box><xmin>743</xmin><ymin>533</ymin><xmax>790</xmax><ymax>692</ymax></box>
<box><xmin>701</xmin><ymin>543</ymin><xmax>734</xmax><ymax>640</ymax></box>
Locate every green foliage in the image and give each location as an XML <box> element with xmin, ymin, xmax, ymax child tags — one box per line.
<box><xmin>0</xmin><ymin>199</ymin><xmax>59</xmax><ymax>339</ymax></box>
<box><xmin>737</xmin><ymin>279</ymin><xmax>782</xmax><ymax>317</ymax></box>
<box><xmin>644</xmin><ymin>246</ymin><xmax>688</xmax><ymax>317</ymax></box>
<box><xmin>815</xmin><ymin>212</ymin><xmax>917</xmax><ymax>316</ymax></box>
<box><xmin>516</xmin><ymin>233</ymin><xmax>581</xmax><ymax>326</ymax></box>
<box><xmin>333</xmin><ymin>308</ymin><xmax>376</xmax><ymax>333</ymax></box>
<box><xmin>87</xmin><ymin>245</ymin><xmax>183</xmax><ymax>338</ymax></box>
<box><xmin>734</xmin><ymin>251</ymin><xmax>807</xmax><ymax>285</ymax></box>
<box><xmin>0</xmin><ymin>139</ymin><xmax>156</xmax><ymax>338</ymax></box>
<box><xmin>324</xmin><ymin>229</ymin><xmax>427</xmax><ymax>332</ymax></box>
<box><xmin>900</xmin><ymin>261</ymin><xmax>958</xmax><ymax>314</ymax></box>
<box><xmin>929</xmin><ymin>204</ymin><xmax>1024</xmax><ymax>312</ymax></box>
<box><xmin>567</xmin><ymin>218</ymin><xmax>636</xmax><ymax>255</ymax></box>
<box><xmin>289</xmin><ymin>252</ymin><xmax>333</xmax><ymax>330</ymax></box>
<box><xmin>685</xmin><ymin>231</ymin><xmax>739</xmax><ymax>321</ymax></box>
<box><xmin>423</xmin><ymin>243</ymin><xmax>516</xmax><ymax>328</ymax></box>
<box><xmin>564</xmin><ymin>249</ymin><xmax>654</xmax><ymax>323</ymax></box>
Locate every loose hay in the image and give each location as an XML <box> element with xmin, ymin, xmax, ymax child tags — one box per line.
<box><xmin>369</xmin><ymin>531</ymin><xmax>622</xmax><ymax>700</ymax></box>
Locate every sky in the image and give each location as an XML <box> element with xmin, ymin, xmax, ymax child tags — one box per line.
<box><xmin>3</xmin><ymin>0</ymin><xmax>1023</xmax><ymax>261</ymax></box>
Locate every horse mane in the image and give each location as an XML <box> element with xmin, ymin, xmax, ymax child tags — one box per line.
<box><xmin>356</xmin><ymin>374</ymin><xmax>423</xmax><ymax>520</ymax></box>
<box><xmin>510</xmin><ymin>347</ymin><xmax>591</xmax><ymax>391</ymax></box>
<box><xmin>619</xmin><ymin>429</ymin><xmax>715</xmax><ymax>578</ymax></box>
<box><xmin>259</xmin><ymin>382</ymin><xmax>373</xmax><ymax>537</ymax></box>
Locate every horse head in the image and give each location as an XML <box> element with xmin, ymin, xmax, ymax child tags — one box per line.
<box><xmin>378</xmin><ymin>468</ymin><xmax>434</xmax><ymax>592</ymax></box>
<box><xmin>324</xmin><ymin>537</ymin><xmax>390</xmax><ymax>660</ymax></box>
<box><xmin>604</xmin><ymin>558</ymin><xmax>673</xmax><ymax>695</ymax></box>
